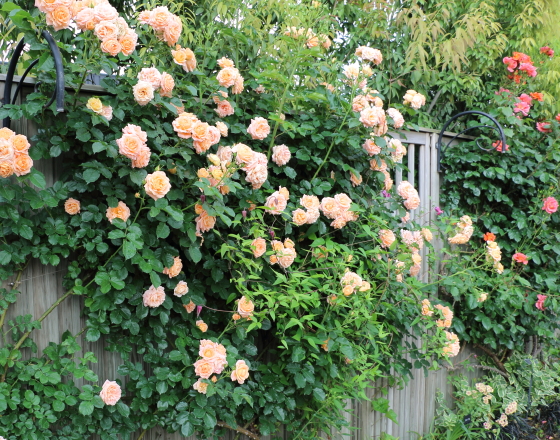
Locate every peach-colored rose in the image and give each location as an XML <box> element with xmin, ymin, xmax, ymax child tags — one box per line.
<box><xmin>387</xmin><ymin>108</ymin><xmax>404</xmax><ymax>128</ymax></box>
<box><xmin>131</xmin><ymin>145</ymin><xmax>151</xmax><ymax>168</ymax></box>
<box><xmin>94</xmin><ymin>20</ymin><xmax>119</xmax><ymax>41</ymax></box>
<box><xmin>217</xmin><ymin>67</ymin><xmax>240</xmax><ymax>88</ymax></box>
<box><xmin>237</xmin><ymin>296</ymin><xmax>254</xmax><ymax>318</ymax></box>
<box><xmin>292</xmin><ymin>208</ymin><xmax>308</xmax><ymax>226</ymax></box>
<box><xmin>36</xmin><ymin>0</ymin><xmax>59</xmax><ymax>13</ymax></box>
<box><xmin>265</xmin><ymin>192</ymin><xmax>287</xmax><ymax>215</ymax></box>
<box><xmin>122</xmin><ymin>124</ymin><xmax>147</xmax><ymax>143</ymax></box>
<box><xmin>245</xmin><ymin>164</ymin><xmax>268</xmax><ymax>189</ymax></box>
<box><xmin>284</xmin><ymin>238</ymin><xmax>295</xmax><ymax>249</ymax></box>
<box><xmin>144</xmin><ymin>171</ymin><xmax>171</xmax><ymax>200</ymax></box>
<box><xmin>163</xmin><ymin>256</ymin><xmax>182</xmax><ymax>278</ymax></box>
<box><xmin>94</xmin><ymin>3</ymin><xmax>118</xmax><ymax>22</ymax></box>
<box><xmin>350</xmin><ymin>172</ymin><xmax>362</xmax><ymax>187</ymax></box>
<box><xmin>99</xmin><ymin>380</ymin><xmax>121</xmax><ymax>406</ymax></box>
<box><xmin>172</xmin><ymin>112</ymin><xmax>199</xmax><ymax>139</ymax></box>
<box><xmin>320</xmin><ymin>197</ymin><xmax>339</xmax><ymax>219</ymax></box>
<box><xmin>370</xmin><ymin>158</ymin><xmax>387</xmax><ymax>171</ymax></box>
<box><xmin>208</xmin><ymin>126</ymin><xmax>221</xmax><ymax>146</ymax></box>
<box><xmin>404</xmin><ymin>195</ymin><xmax>420</xmax><ymax>210</ymax></box>
<box><xmin>233</xmin><ymin>313</ymin><xmax>241</xmax><ymax>320</ymax></box>
<box><xmin>116</xmin><ymin>134</ymin><xmax>143</xmax><ymax>160</ymax></box>
<box><xmin>335</xmin><ymin>193</ymin><xmax>352</xmax><ymax>211</ymax></box>
<box><xmin>138</xmin><ymin>10</ymin><xmax>152</xmax><ymax>24</ymax></box>
<box><xmin>149</xmin><ymin>6</ymin><xmax>170</xmax><ymax>30</ymax></box>
<box><xmin>300</xmin><ymin>195</ymin><xmax>320</xmax><ymax>210</ymax></box>
<box><xmin>184</xmin><ymin>300</ymin><xmax>196</xmax><ymax>313</ymax></box>
<box><xmin>0</xmin><ymin>160</ymin><xmax>14</xmax><ymax>178</ymax></box>
<box><xmin>389</xmin><ymin>138</ymin><xmax>407</xmax><ymax>163</ymax></box>
<box><xmin>137</xmin><ymin>67</ymin><xmax>162</xmax><ymax>90</ymax></box>
<box><xmin>174</xmin><ymin>280</ymin><xmax>188</xmax><ymax>297</ymax></box>
<box><xmin>119</xmin><ymin>35</ymin><xmax>137</xmax><ymax>57</ymax></box>
<box><xmin>343</xmin><ymin>63</ymin><xmax>360</xmax><ymax>80</ymax></box>
<box><xmin>379</xmin><ymin>229</ymin><xmax>396</xmax><ymax>248</ymax></box>
<box><xmin>142</xmin><ymin>285</ymin><xmax>165</xmax><ymax>308</ymax></box>
<box><xmin>171</xmin><ymin>46</ymin><xmax>187</xmax><ymax>65</ymax></box>
<box><xmin>271</xmin><ymin>240</ymin><xmax>284</xmax><ymax>251</ymax></box>
<box><xmin>270</xmin><ymin>255</ymin><xmax>278</xmax><ymax>265</ymax></box>
<box><xmin>199</xmin><ymin>339</ymin><xmax>217</xmax><ymax>359</ymax></box>
<box><xmin>247</xmin><ymin>117</ymin><xmax>270</xmax><ymax>140</ymax></box>
<box><xmin>100</xmin><ymin>105</ymin><xmax>113</xmax><ymax>121</ymax></box>
<box><xmin>230</xmin><ymin>144</ymin><xmax>252</xmax><ymax>166</ymax></box>
<box><xmin>48</xmin><ymin>6</ymin><xmax>72</xmax><ymax>31</ymax></box>
<box><xmin>272</xmin><ymin>144</ymin><xmax>291</xmax><ymax>166</ymax></box>
<box><xmin>215</xmin><ymin>100</ymin><xmax>234</xmax><ymax>118</ymax></box>
<box><xmin>195</xmin><ymin>211</ymin><xmax>216</xmax><ymax>235</ymax></box>
<box><xmin>215</xmin><ymin>122</ymin><xmax>228</xmax><ymax>137</ymax></box>
<box><xmin>217</xmin><ymin>57</ymin><xmax>234</xmax><ymax>68</ymax></box>
<box><xmin>64</xmin><ymin>198</ymin><xmax>80</xmax><ymax>215</ymax></box>
<box><xmin>363</xmin><ymin>139</ymin><xmax>381</xmax><ymax>156</ymax></box>
<box><xmin>191</xmin><ymin>121</ymin><xmax>210</xmax><ymax>143</ymax></box>
<box><xmin>163</xmin><ymin>15</ymin><xmax>182</xmax><ymax>47</ymax></box>
<box><xmin>100</xmin><ymin>38</ymin><xmax>121</xmax><ymax>57</ymax></box>
<box><xmin>86</xmin><ymin>97</ymin><xmax>103</xmax><ymax>114</ymax></box>
<box><xmin>0</xmin><ymin>143</ymin><xmax>14</xmax><ymax>161</ymax></box>
<box><xmin>196</xmin><ymin>320</ymin><xmax>208</xmax><ymax>332</ymax></box>
<box><xmin>306</xmin><ymin>208</ymin><xmax>320</xmax><ymax>224</ymax></box>
<box><xmin>75</xmin><ymin>8</ymin><xmax>96</xmax><ymax>31</ymax></box>
<box><xmin>251</xmin><ymin>238</ymin><xmax>266</xmax><ymax>258</ymax></box>
<box><xmin>159</xmin><ymin>72</ymin><xmax>174</xmax><ymax>97</ymax></box>
<box><xmin>232</xmin><ymin>74</ymin><xmax>244</xmax><ymax>94</ymax></box>
<box><xmin>132</xmin><ymin>80</ymin><xmax>154</xmax><ymax>106</ymax></box>
<box><xmin>230</xmin><ymin>360</ymin><xmax>250</xmax><ymax>384</ymax></box>
<box><xmin>193</xmin><ymin>379</ymin><xmax>208</xmax><ymax>394</ymax></box>
<box><xmin>0</xmin><ymin>127</ymin><xmax>14</xmax><ymax>140</ymax></box>
<box><xmin>397</xmin><ymin>181</ymin><xmax>417</xmax><ymax>200</ymax></box>
<box><xmin>106</xmin><ymin>201</ymin><xmax>131</xmax><ymax>223</ymax></box>
<box><xmin>342</xmin><ymin>285</ymin><xmax>354</xmax><ymax>296</ymax></box>
<box><xmin>13</xmin><ymin>153</ymin><xmax>33</xmax><ymax>176</ymax></box>
<box><xmin>277</xmin><ymin>247</ymin><xmax>296</xmax><ymax>269</ymax></box>
<box><xmin>359</xmin><ymin>106</ymin><xmax>385</xmax><ymax>128</ymax></box>
<box><xmin>193</xmin><ymin>358</ymin><xmax>213</xmax><ymax>378</ymax></box>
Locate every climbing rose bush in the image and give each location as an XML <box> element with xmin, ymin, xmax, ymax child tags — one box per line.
<box><xmin>0</xmin><ymin>1</ymin><xmax>481</xmax><ymax>439</ymax></box>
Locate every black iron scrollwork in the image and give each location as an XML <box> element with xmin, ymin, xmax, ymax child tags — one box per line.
<box><xmin>436</xmin><ymin>110</ymin><xmax>507</xmax><ymax>173</ymax></box>
<box><xmin>2</xmin><ymin>30</ymin><xmax>65</xmax><ymax>129</ymax></box>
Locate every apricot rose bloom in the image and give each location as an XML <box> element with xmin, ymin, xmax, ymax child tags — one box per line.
<box><xmin>265</xmin><ymin>192</ymin><xmax>287</xmax><ymax>215</ymax></box>
<box><xmin>237</xmin><ymin>296</ymin><xmax>255</xmax><ymax>318</ymax></box>
<box><xmin>100</xmin><ymin>39</ymin><xmax>122</xmax><ymax>57</ymax></box>
<box><xmin>272</xmin><ymin>144</ymin><xmax>291</xmax><ymax>166</ymax></box>
<box><xmin>163</xmin><ymin>256</ymin><xmax>182</xmax><ymax>278</ymax></box>
<box><xmin>174</xmin><ymin>280</ymin><xmax>189</xmax><ymax>297</ymax></box>
<box><xmin>143</xmin><ymin>285</ymin><xmax>166</xmax><ymax>308</ymax></box>
<box><xmin>231</xmin><ymin>360</ymin><xmax>250</xmax><ymax>384</ymax></box>
<box><xmin>144</xmin><ymin>171</ymin><xmax>171</xmax><ymax>200</ymax></box>
<box><xmin>86</xmin><ymin>97</ymin><xmax>103</xmax><ymax>114</ymax></box>
<box><xmin>247</xmin><ymin>117</ymin><xmax>270</xmax><ymax>140</ymax></box>
<box><xmin>99</xmin><ymin>380</ymin><xmax>121</xmax><ymax>406</ymax></box>
<box><xmin>379</xmin><ymin>229</ymin><xmax>396</xmax><ymax>248</ymax></box>
<box><xmin>106</xmin><ymin>201</ymin><xmax>130</xmax><ymax>223</ymax></box>
<box><xmin>193</xmin><ymin>379</ymin><xmax>208</xmax><ymax>394</ymax></box>
<box><xmin>251</xmin><ymin>238</ymin><xmax>266</xmax><ymax>258</ymax></box>
<box><xmin>217</xmin><ymin>67</ymin><xmax>240</xmax><ymax>88</ymax></box>
<box><xmin>193</xmin><ymin>358</ymin><xmax>214</xmax><ymax>379</ymax></box>
<box><xmin>133</xmin><ymin>80</ymin><xmax>154</xmax><ymax>106</ymax></box>
<box><xmin>184</xmin><ymin>300</ymin><xmax>196</xmax><ymax>313</ymax></box>
<box><xmin>292</xmin><ymin>208</ymin><xmax>308</xmax><ymax>226</ymax></box>
<box><xmin>196</xmin><ymin>320</ymin><xmax>208</xmax><ymax>332</ymax></box>
<box><xmin>64</xmin><ymin>198</ymin><xmax>81</xmax><ymax>215</ymax></box>
<box><xmin>13</xmin><ymin>154</ymin><xmax>33</xmax><ymax>176</ymax></box>
<box><xmin>300</xmin><ymin>195</ymin><xmax>320</xmax><ymax>210</ymax></box>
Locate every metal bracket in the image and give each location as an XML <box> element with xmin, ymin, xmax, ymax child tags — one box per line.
<box><xmin>436</xmin><ymin>110</ymin><xmax>507</xmax><ymax>173</ymax></box>
<box><xmin>2</xmin><ymin>30</ymin><xmax>65</xmax><ymax>129</ymax></box>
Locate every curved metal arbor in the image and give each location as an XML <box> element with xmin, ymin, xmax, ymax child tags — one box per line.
<box><xmin>2</xmin><ymin>30</ymin><xmax>65</xmax><ymax>129</ymax></box>
<box><xmin>436</xmin><ymin>110</ymin><xmax>507</xmax><ymax>173</ymax></box>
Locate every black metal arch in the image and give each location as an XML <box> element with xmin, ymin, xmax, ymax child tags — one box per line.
<box><xmin>436</xmin><ymin>110</ymin><xmax>507</xmax><ymax>173</ymax></box>
<box><xmin>2</xmin><ymin>30</ymin><xmax>65</xmax><ymax>129</ymax></box>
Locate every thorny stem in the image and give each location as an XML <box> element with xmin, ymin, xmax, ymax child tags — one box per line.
<box><xmin>217</xmin><ymin>421</ymin><xmax>260</xmax><ymax>440</ymax></box>
<box><xmin>0</xmin><ymin>262</ymin><xmax>28</xmax><ymax>339</ymax></box>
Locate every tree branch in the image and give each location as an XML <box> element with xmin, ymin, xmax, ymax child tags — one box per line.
<box><xmin>217</xmin><ymin>421</ymin><xmax>260</xmax><ymax>440</ymax></box>
<box><xmin>473</xmin><ymin>344</ymin><xmax>508</xmax><ymax>375</ymax></box>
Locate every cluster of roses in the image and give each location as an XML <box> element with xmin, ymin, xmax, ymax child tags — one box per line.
<box><xmin>132</xmin><ymin>67</ymin><xmax>175</xmax><ymax>107</ymax></box>
<box><xmin>216</xmin><ymin>57</ymin><xmax>244</xmax><ymax>95</ymax></box>
<box><xmin>0</xmin><ymin>128</ymin><xmax>33</xmax><ymax>179</ymax></box>
<box><xmin>116</xmin><ymin>124</ymin><xmax>151</xmax><ymax>168</ymax></box>
<box><xmin>171</xmin><ymin>45</ymin><xmax>197</xmax><ymax>72</ymax></box>
<box><xmin>423</xmin><ymin>302</ymin><xmax>458</xmax><ymax>356</ymax></box>
<box><xmin>172</xmin><ymin>112</ymin><xmax>222</xmax><ymax>154</ymax></box>
<box><xmin>138</xmin><ymin>6</ymin><xmax>182</xmax><ymax>47</ymax></box>
<box><xmin>503</xmin><ymin>51</ymin><xmax>537</xmax><ymax>83</ymax></box>
<box><xmin>400</xmin><ymin>229</ymin><xmax>430</xmax><ymax>277</ymax></box>
<box><xmin>292</xmin><ymin>195</ymin><xmax>322</xmax><ymax>226</ymax></box>
<box><xmin>143</xmin><ymin>278</ymin><xmax>188</xmax><ymax>309</ymax></box>
<box><xmin>318</xmin><ymin>193</ymin><xmax>358</xmax><ymax>229</ymax></box>
<box><xmin>283</xmin><ymin>27</ymin><xmax>331</xmax><ymax>50</ymax></box>
<box><xmin>86</xmin><ymin>97</ymin><xmax>113</xmax><ymax>120</ymax></box>
<box><xmin>192</xmin><ymin>340</ymin><xmax>250</xmax><ymax>394</ymax></box>
<box><xmin>368</xmin><ymin>156</ymin><xmax>392</xmax><ymax>191</ymax></box>
<box><xmin>213</xmin><ymin>91</ymin><xmax>235</xmax><ymax>118</ymax></box>
<box><xmin>512</xmin><ymin>92</ymin><xmax>543</xmax><ymax>118</ymax></box>
<box><xmin>62</xmin><ymin>0</ymin><xmax>138</xmax><ymax>57</ymax></box>
<box><xmin>269</xmin><ymin>238</ymin><xmax>297</xmax><ymax>269</ymax></box>
<box><xmin>194</xmin><ymin>203</ymin><xmax>217</xmax><ymax>237</ymax></box>
<box><xmin>483</xmin><ymin>232</ymin><xmax>504</xmax><ymax>274</ymax></box>
<box><xmin>339</xmin><ymin>270</ymin><xmax>372</xmax><ymax>296</ymax></box>
<box><xmin>232</xmin><ymin>143</ymin><xmax>269</xmax><ymax>189</ymax></box>
<box><xmin>397</xmin><ymin>180</ymin><xmax>420</xmax><ymax>211</ymax></box>
<box><xmin>264</xmin><ymin>186</ymin><xmax>290</xmax><ymax>215</ymax></box>
<box><xmin>163</xmin><ymin>256</ymin><xmax>182</xmax><ymax>278</ymax></box>
<box><xmin>402</xmin><ymin>90</ymin><xmax>426</xmax><ymax>109</ymax></box>
<box><xmin>448</xmin><ymin>215</ymin><xmax>474</xmax><ymax>245</ymax></box>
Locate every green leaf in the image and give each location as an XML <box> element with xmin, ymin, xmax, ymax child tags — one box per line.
<box><xmin>52</xmin><ymin>400</ymin><xmax>65</xmax><ymax>412</ymax></box>
<box><xmin>28</xmin><ymin>169</ymin><xmax>46</xmax><ymax>189</ymax></box>
<box><xmin>204</xmin><ymin>412</ymin><xmax>217</xmax><ymax>428</ymax></box>
<box><xmin>0</xmin><ymin>251</ymin><xmax>11</xmax><ymax>265</ymax></box>
<box><xmin>156</xmin><ymin>223</ymin><xmax>170</xmax><ymax>239</ymax></box>
<box><xmin>123</xmin><ymin>240</ymin><xmax>136</xmax><ymax>259</ymax></box>
<box><xmin>313</xmin><ymin>388</ymin><xmax>326</xmax><ymax>401</ymax></box>
<box><xmin>79</xmin><ymin>400</ymin><xmax>94</xmax><ymax>415</ymax></box>
<box><xmin>181</xmin><ymin>421</ymin><xmax>194</xmax><ymax>436</ymax></box>
<box><xmin>189</xmin><ymin>246</ymin><xmax>202</xmax><ymax>263</ymax></box>
<box><xmin>116</xmin><ymin>401</ymin><xmax>130</xmax><ymax>417</ymax></box>
<box><xmin>83</xmin><ymin>169</ymin><xmax>100</xmax><ymax>184</ymax></box>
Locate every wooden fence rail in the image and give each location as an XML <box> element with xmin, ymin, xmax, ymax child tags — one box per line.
<box><xmin>0</xmin><ymin>76</ymin><xmax>481</xmax><ymax>440</ymax></box>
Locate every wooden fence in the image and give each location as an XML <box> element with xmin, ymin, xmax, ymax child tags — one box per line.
<box><xmin>0</xmin><ymin>76</ymin><xmax>481</xmax><ymax>440</ymax></box>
